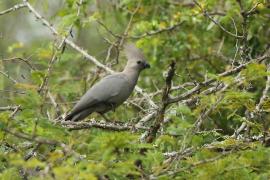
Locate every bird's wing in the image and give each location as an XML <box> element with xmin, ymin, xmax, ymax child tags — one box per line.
<box><xmin>69</xmin><ymin>73</ymin><xmax>129</xmax><ymax>115</ymax></box>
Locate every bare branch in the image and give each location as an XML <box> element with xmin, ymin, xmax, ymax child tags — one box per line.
<box><xmin>0</xmin><ymin>106</ymin><xmax>20</xmax><ymax>111</ymax></box>
<box><xmin>48</xmin><ymin>92</ymin><xmax>62</xmax><ymax>117</ymax></box>
<box><xmin>156</xmin><ymin>150</ymin><xmax>233</xmax><ymax>178</ymax></box>
<box><xmin>169</xmin><ymin>55</ymin><xmax>269</xmax><ymax>104</ymax></box>
<box><xmin>24</xmin><ymin>143</ymin><xmax>41</xmax><ymax>161</ymax></box>
<box><xmin>1</xmin><ymin>56</ymin><xmax>36</xmax><ymax>70</ymax></box>
<box><xmin>234</xmin><ymin>64</ymin><xmax>270</xmax><ymax>138</ymax></box>
<box><xmin>3</xmin><ymin>128</ymin><xmax>60</xmax><ymax>146</ymax></box>
<box><xmin>135</xmin><ymin>111</ymin><xmax>156</xmax><ymax>128</ymax></box>
<box><xmin>193</xmin><ymin>0</ymin><xmax>243</xmax><ymax>38</ymax></box>
<box><xmin>0</xmin><ymin>3</ymin><xmax>26</xmax><ymax>16</ymax></box>
<box><xmin>0</xmin><ymin>70</ymin><xmax>18</xmax><ymax>84</ymax></box>
<box><xmin>61</xmin><ymin>119</ymin><xmax>148</xmax><ymax>131</ymax></box>
<box><xmin>194</xmin><ymin>95</ymin><xmax>224</xmax><ymax>131</ymax></box>
<box><xmin>131</xmin><ymin>21</ymin><xmax>184</xmax><ymax>39</ymax></box>
<box><xmin>256</xmin><ymin>65</ymin><xmax>270</xmax><ymax>112</ymax></box>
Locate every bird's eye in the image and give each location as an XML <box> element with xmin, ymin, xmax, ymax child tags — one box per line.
<box><xmin>137</xmin><ymin>60</ymin><xmax>142</xmax><ymax>64</ymax></box>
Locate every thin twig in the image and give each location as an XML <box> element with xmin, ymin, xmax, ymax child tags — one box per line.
<box><xmin>194</xmin><ymin>95</ymin><xmax>224</xmax><ymax>131</ymax></box>
<box><xmin>0</xmin><ymin>3</ymin><xmax>27</xmax><ymax>16</ymax></box>
<box><xmin>169</xmin><ymin>55</ymin><xmax>269</xmax><ymax>104</ymax></box>
<box><xmin>0</xmin><ymin>106</ymin><xmax>20</xmax><ymax>111</ymax></box>
<box><xmin>256</xmin><ymin>65</ymin><xmax>270</xmax><ymax>112</ymax></box>
<box><xmin>24</xmin><ymin>143</ymin><xmax>41</xmax><ymax>161</ymax></box>
<box><xmin>131</xmin><ymin>21</ymin><xmax>184</xmax><ymax>39</ymax></box>
<box><xmin>4</xmin><ymin>128</ymin><xmax>60</xmax><ymax>146</ymax></box>
<box><xmin>1</xmin><ymin>56</ymin><xmax>36</xmax><ymax>70</ymax></box>
<box><xmin>0</xmin><ymin>70</ymin><xmax>18</xmax><ymax>84</ymax></box>
<box><xmin>193</xmin><ymin>0</ymin><xmax>243</xmax><ymax>38</ymax></box>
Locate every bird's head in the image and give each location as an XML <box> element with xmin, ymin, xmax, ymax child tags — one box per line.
<box><xmin>124</xmin><ymin>43</ymin><xmax>150</xmax><ymax>71</ymax></box>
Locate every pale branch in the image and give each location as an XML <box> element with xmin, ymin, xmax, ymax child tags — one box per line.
<box><xmin>0</xmin><ymin>70</ymin><xmax>18</xmax><ymax>84</ymax></box>
<box><xmin>193</xmin><ymin>0</ymin><xmax>243</xmax><ymax>39</ymax></box>
<box><xmin>194</xmin><ymin>95</ymin><xmax>224</xmax><ymax>132</ymax></box>
<box><xmin>126</xmin><ymin>100</ymin><xmax>147</xmax><ymax>112</ymax></box>
<box><xmin>168</xmin><ymin>1</ymin><xmax>195</xmax><ymax>7</ymax></box>
<box><xmin>22</xmin><ymin>0</ymin><xmax>157</xmax><ymax>109</ymax></box>
<box><xmin>0</xmin><ymin>89</ymin><xmax>25</xmax><ymax>94</ymax></box>
<box><xmin>130</xmin><ymin>21</ymin><xmax>184</xmax><ymax>39</ymax></box>
<box><xmin>183</xmin><ymin>75</ymin><xmax>244</xmax><ymax>107</ymax></box>
<box><xmin>232</xmin><ymin>122</ymin><xmax>247</xmax><ymax>138</ymax></box>
<box><xmin>0</xmin><ymin>105</ymin><xmax>20</xmax><ymax>111</ymax></box>
<box><xmin>24</xmin><ymin>143</ymin><xmax>41</xmax><ymax>161</ymax></box>
<box><xmin>38</xmin><ymin>51</ymin><xmax>60</xmax><ymax>93</ymax></box>
<box><xmin>156</xmin><ymin>150</ymin><xmax>233</xmax><ymax>178</ymax></box>
<box><xmin>234</xmin><ymin>65</ymin><xmax>270</xmax><ymax>138</ymax></box>
<box><xmin>9</xmin><ymin>105</ymin><xmax>21</xmax><ymax>118</ymax></box>
<box><xmin>3</xmin><ymin>128</ymin><xmax>60</xmax><ymax>146</ymax></box>
<box><xmin>169</xmin><ymin>55</ymin><xmax>269</xmax><ymax>104</ymax></box>
<box><xmin>1</xmin><ymin>56</ymin><xmax>36</xmax><ymax>70</ymax></box>
<box><xmin>48</xmin><ymin>92</ymin><xmax>62</xmax><ymax>117</ymax></box>
<box><xmin>3</xmin><ymin>127</ymin><xmax>83</xmax><ymax>159</ymax></box>
<box><xmin>60</xmin><ymin>119</ymin><xmax>148</xmax><ymax>131</ymax></box>
<box><xmin>245</xmin><ymin>2</ymin><xmax>261</xmax><ymax>16</ymax></box>
<box><xmin>163</xmin><ymin>137</ymin><xmax>240</xmax><ymax>159</ymax></box>
<box><xmin>96</xmin><ymin>20</ymin><xmax>121</xmax><ymax>38</ymax></box>
<box><xmin>149</xmin><ymin>81</ymin><xmax>197</xmax><ymax>97</ymax></box>
<box><xmin>163</xmin><ymin>147</ymin><xmax>194</xmax><ymax>158</ymax></box>
<box><xmin>0</xmin><ymin>3</ymin><xmax>26</xmax><ymax>16</ymax></box>
<box><xmin>105</xmin><ymin>44</ymin><xmax>115</xmax><ymax>63</ymax></box>
<box><xmin>134</xmin><ymin>86</ymin><xmax>158</xmax><ymax>109</ymax></box>
<box><xmin>98</xmin><ymin>16</ymin><xmax>183</xmax><ymax>40</ymax></box>
<box><xmin>256</xmin><ymin>65</ymin><xmax>270</xmax><ymax>112</ymax></box>
<box><xmin>135</xmin><ymin>111</ymin><xmax>156</xmax><ymax>128</ymax></box>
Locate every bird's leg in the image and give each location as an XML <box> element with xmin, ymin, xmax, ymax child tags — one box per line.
<box><xmin>100</xmin><ymin>113</ymin><xmax>112</xmax><ymax>122</ymax></box>
<box><xmin>109</xmin><ymin>102</ymin><xmax>116</xmax><ymax>112</ymax></box>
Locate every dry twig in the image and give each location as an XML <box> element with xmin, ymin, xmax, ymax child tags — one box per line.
<box><xmin>0</xmin><ymin>3</ymin><xmax>26</xmax><ymax>16</ymax></box>
<box><xmin>145</xmin><ymin>61</ymin><xmax>176</xmax><ymax>143</ymax></box>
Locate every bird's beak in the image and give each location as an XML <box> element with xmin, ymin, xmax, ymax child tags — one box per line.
<box><xmin>144</xmin><ymin>62</ymin><xmax>151</xmax><ymax>69</ymax></box>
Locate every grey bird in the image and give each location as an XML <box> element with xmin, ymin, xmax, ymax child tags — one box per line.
<box><xmin>64</xmin><ymin>43</ymin><xmax>150</xmax><ymax>121</ymax></box>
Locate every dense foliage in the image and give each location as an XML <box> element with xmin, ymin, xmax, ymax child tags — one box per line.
<box><xmin>1</xmin><ymin>0</ymin><xmax>270</xmax><ymax>179</ymax></box>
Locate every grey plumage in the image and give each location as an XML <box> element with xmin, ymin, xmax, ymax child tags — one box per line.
<box><xmin>65</xmin><ymin>43</ymin><xmax>150</xmax><ymax>121</ymax></box>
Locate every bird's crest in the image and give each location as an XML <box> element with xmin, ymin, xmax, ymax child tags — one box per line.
<box><xmin>124</xmin><ymin>43</ymin><xmax>145</xmax><ymax>61</ymax></box>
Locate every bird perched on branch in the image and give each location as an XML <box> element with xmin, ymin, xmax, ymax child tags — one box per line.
<box><xmin>64</xmin><ymin>43</ymin><xmax>150</xmax><ymax>121</ymax></box>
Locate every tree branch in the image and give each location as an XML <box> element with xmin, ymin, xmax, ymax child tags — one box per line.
<box><xmin>169</xmin><ymin>55</ymin><xmax>269</xmax><ymax>104</ymax></box>
<box><xmin>145</xmin><ymin>61</ymin><xmax>176</xmax><ymax>143</ymax></box>
<box><xmin>60</xmin><ymin>119</ymin><xmax>148</xmax><ymax>131</ymax></box>
<box><xmin>0</xmin><ymin>3</ymin><xmax>26</xmax><ymax>16</ymax></box>
<box><xmin>193</xmin><ymin>0</ymin><xmax>243</xmax><ymax>38</ymax></box>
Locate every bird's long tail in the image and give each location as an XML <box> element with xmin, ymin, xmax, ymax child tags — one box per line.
<box><xmin>64</xmin><ymin>108</ymin><xmax>93</xmax><ymax>121</ymax></box>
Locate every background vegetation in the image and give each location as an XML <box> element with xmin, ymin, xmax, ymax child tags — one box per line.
<box><xmin>1</xmin><ymin>0</ymin><xmax>270</xmax><ymax>179</ymax></box>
